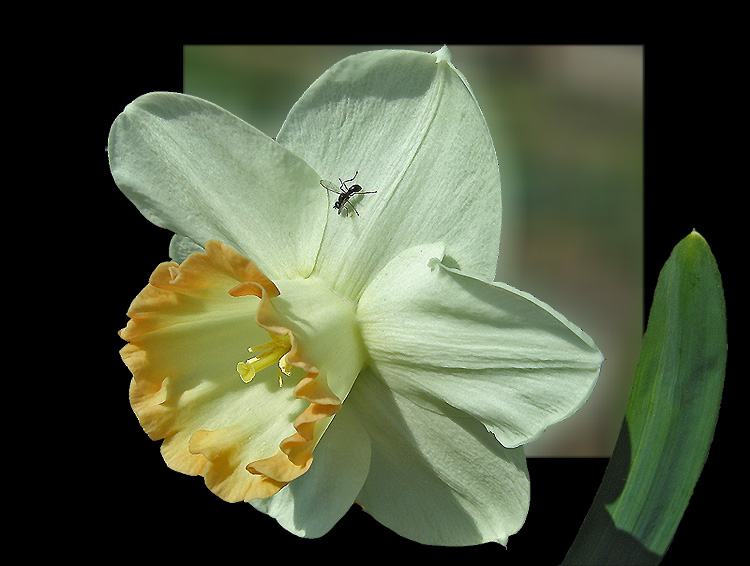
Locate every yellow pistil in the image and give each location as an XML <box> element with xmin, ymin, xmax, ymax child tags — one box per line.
<box><xmin>237</xmin><ymin>332</ymin><xmax>293</xmax><ymax>387</ymax></box>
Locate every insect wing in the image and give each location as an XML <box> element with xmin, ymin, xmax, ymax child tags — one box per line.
<box><xmin>320</xmin><ymin>179</ymin><xmax>340</xmax><ymax>193</ymax></box>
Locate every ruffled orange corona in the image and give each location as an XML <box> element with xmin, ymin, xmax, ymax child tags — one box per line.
<box><xmin>121</xmin><ymin>241</ymin><xmax>362</xmax><ymax>502</ymax></box>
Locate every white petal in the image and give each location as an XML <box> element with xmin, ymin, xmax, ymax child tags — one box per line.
<box><xmin>277</xmin><ymin>48</ymin><xmax>502</xmax><ymax>298</ymax></box>
<box><xmin>358</xmin><ymin>244</ymin><xmax>604</xmax><ymax>449</ymax></box>
<box><xmin>108</xmin><ymin>92</ymin><xmax>327</xmax><ymax>280</ymax></box>
<box><xmin>250</xmin><ymin>400</ymin><xmax>371</xmax><ymax>538</ymax></box>
<box><xmin>169</xmin><ymin>234</ymin><xmax>204</xmax><ymax>262</ymax></box>
<box><xmin>348</xmin><ymin>369</ymin><xmax>529</xmax><ymax>546</ymax></box>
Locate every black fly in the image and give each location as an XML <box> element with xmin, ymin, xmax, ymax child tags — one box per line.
<box><xmin>320</xmin><ymin>171</ymin><xmax>376</xmax><ymax>216</ymax></box>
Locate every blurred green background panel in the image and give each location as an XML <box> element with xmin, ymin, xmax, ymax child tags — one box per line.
<box><xmin>183</xmin><ymin>45</ymin><xmax>644</xmax><ymax>457</ymax></box>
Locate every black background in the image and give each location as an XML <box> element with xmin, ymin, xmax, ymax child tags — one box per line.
<box><xmin>87</xmin><ymin>44</ymin><xmax>732</xmax><ymax>564</ymax></box>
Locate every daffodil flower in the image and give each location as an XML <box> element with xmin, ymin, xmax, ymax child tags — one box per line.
<box><xmin>109</xmin><ymin>46</ymin><xmax>603</xmax><ymax>546</ymax></box>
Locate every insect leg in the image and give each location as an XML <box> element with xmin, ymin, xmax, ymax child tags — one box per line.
<box><xmin>346</xmin><ymin>201</ymin><xmax>361</xmax><ymax>216</ymax></box>
<box><xmin>340</xmin><ymin>171</ymin><xmax>358</xmax><ymax>190</ymax></box>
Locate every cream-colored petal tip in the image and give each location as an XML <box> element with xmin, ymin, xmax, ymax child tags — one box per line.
<box><xmin>433</xmin><ymin>45</ymin><xmax>452</xmax><ymax>64</ymax></box>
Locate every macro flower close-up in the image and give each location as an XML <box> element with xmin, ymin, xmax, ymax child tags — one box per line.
<box><xmin>109</xmin><ymin>46</ymin><xmax>604</xmax><ymax>546</ymax></box>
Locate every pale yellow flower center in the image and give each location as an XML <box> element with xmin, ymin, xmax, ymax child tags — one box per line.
<box><xmin>237</xmin><ymin>332</ymin><xmax>293</xmax><ymax>387</ymax></box>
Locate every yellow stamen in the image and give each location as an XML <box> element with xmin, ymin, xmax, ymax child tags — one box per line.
<box><xmin>237</xmin><ymin>333</ymin><xmax>292</xmax><ymax>386</ymax></box>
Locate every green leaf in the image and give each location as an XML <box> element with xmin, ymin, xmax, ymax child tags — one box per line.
<box><xmin>563</xmin><ymin>231</ymin><xmax>727</xmax><ymax>565</ymax></box>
